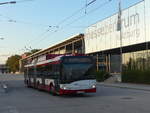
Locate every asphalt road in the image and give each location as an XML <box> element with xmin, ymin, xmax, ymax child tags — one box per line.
<box><xmin>0</xmin><ymin>74</ymin><xmax>150</xmax><ymax>113</ymax></box>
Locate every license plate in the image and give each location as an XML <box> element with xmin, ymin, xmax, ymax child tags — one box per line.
<box><xmin>77</xmin><ymin>91</ymin><xmax>84</xmax><ymax>94</ymax></box>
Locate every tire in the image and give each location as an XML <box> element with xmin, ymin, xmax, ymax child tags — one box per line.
<box><xmin>50</xmin><ymin>84</ymin><xmax>56</xmax><ymax>96</ymax></box>
<box><xmin>37</xmin><ymin>82</ymin><xmax>39</xmax><ymax>89</ymax></box>
<box><xmin>26</xmin><ymin>80</ymin><xmax>30</xmax><ymax>88</ymax></box>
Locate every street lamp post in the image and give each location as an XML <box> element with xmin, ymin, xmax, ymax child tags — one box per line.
<box><xmin>0</xmin><ymin>1</ymin><xmax>16</xmax><ymax>5</ymax></box>
<box><xmin>117</xmin><ymin>0</ymin><xmax>122</xmax><ymax>82</ymax></box>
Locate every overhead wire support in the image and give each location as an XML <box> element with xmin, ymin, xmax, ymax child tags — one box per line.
<box><xmin>23</xmin><ymin>25</ymin><xmax>59</xmax><ymax>50</ymax></box>
<box><xmin>55</xmin><ymin>0</ymin><xmax>112</xmax><ymax>30</ymax></box>
<box><xmin>29</xmin><ymin>2</ymin><xmax>88</xmax><ymax>48</ymax></box>
<box><xmin>57</xmin><ymin>7</ymin><xmax>85</xmax><ymax>26</ymax></box>
<box><xmin>85</xmin><ymin>0</ymin><xmax>87</xmax><ymax>14</ymax></box>
<box><xmin>33</xmin><ymin>0</ymin><xmax>112</xmax><ymax>49</ymax></box>
<box><xmin>64</xmin><ymin>0</ymin><xmax>112</xmax><ymax>28</ymax></box>
<box><xmin>85</xmin><ymin>0</ymin><xmax>97</xmax><ymax>14</ymax></box>
<box><xmin>39</xmin><ymin>0</ymin><xmax>98</xmax><ymax>36</ymax></box>
<box><xmin>44</xmin><ymin>0</ymin><xmax>91</xmax><ymax>33</ymax></box>
<box><xmin>0</xmin><ymin>13</ymin><xmax>60</xmax><ymax>28</ymax></box>
<box><xmin>58</xmin><ymin>0</ymin><xmax>97</xmax><ymax>25</ymax></box>
<box><xmin>86</xmin><ymin>0</ymin><xmax>96</xmax><ymax>6</ymax></box>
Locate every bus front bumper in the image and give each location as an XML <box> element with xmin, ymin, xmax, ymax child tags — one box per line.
<box><xmin>59</xmin><ymin>88</ymin><xmax>96</xmax><ymax>95</ymax></box>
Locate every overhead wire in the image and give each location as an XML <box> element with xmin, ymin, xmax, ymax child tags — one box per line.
<box><xmin>15</xmin><ymin>0</ymin><xmax>34</xmax><ymax>3</ymax></box>
<box><xmin>46</xmin><ymin>0</ymin><xmax>97</xmax><ymax>31</ymax></box>
<box><xmin>21</xmin><ymin>0</ymin><xmax>112</xmax><ymax>53</ymax></box>
<box><xmin>25</xmin><ymin>2</ymin><xmax>87</xmax><ymax>49</ymax></box>
<box><xmin>63</xmin><ymin>0</ymin><xmax>112</xmax><ymax>29</ymax></box>
<box><xmin>33</xmin><ymin>0</ymin><xmax>112</xmax><ymax>49</ymax></box>
<box><xmin>0</xmin><ymin>14</ymin><xmax>57</xmax><ymax>27</ymax></box>
<box><xmin>0</xmin><ymin>13</ymin><xmax>59</xmax><ymax>53</ymax></box>
<box><xmin>29</xmin><ymin>0</ymin><xmax>98</xmax><ymax>48</ymax></box>
<box><xmin>0</xmin><ymin>0</ymin><xmax>40</xmax><ymax>57</ymax></box>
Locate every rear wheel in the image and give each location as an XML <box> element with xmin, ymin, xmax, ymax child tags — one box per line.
<box><xmin>36</xmin><ymin>82</ymin><xmax>40</xmax><ymax>89</ymax></box>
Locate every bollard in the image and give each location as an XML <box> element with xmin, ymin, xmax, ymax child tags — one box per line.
<box><xmin>2</xmin><ymin>84</ymin><xmax>8</xmax><ymax>93</ymax></box>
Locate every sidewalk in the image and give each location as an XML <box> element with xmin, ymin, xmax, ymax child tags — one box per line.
<box><xmin>98</xmin><ymin>82</ymin><xmax>150</xmax><ymax>92</ymax></box>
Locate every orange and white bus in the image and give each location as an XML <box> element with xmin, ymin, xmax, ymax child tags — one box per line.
<box><xmin>24</xmin><ymin>54</ymin><xmax>96</xmax><ymax>95</ymax></box>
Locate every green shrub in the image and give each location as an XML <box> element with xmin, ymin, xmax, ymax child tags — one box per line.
<box><xmin>122</xmin><ymin>69</ymin><xmax>150</xmax><ymax>84</ymax></box>
<box><xmin>95</xmin><ymin>71</ymin><xmax>111</xmax><ymax>82</ymax></box>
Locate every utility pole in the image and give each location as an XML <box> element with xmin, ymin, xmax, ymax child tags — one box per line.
<box><xmin>117</xmin><ymin>0</ymin><xmax>122</xmax><ymax>82</ymax></box>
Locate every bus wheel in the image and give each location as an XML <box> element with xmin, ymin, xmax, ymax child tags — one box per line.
<box><xmin>26</xmin><ymin>80</ymin><xmax>30</xmax><ymax>88</ymax></box>
<box><xmin>50</xmin><ymin>84</ymin><xmax>56</xmax><ymax>96</ymax></box>
<box><xmin>37</xmin><ymin>82</ymin><xmax>40</xmax><ymax>89</ymax></box>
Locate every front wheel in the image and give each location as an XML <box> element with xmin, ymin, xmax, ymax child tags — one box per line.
<box><xmin>26</xmin><ymin>80</ymin><xmax>30</xmax><ymax>88</ymax></box>
<box><xmin>50</xmin><ymin>85</ymin><xmax>56</xmax><ymax>96</ymax></box>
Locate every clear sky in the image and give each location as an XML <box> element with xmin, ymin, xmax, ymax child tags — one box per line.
<box><xmin>0</xmin><ymin>0</ymin><xmax>142</xmax><ymax>64</ymax></box>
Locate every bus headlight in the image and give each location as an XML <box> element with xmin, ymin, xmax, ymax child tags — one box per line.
<box><xmin>60</xmin><ymin>85</ymin><xmax>68</xmax><ymax>90</ymax></box>
<box><xmin>63</xmin><ymin>87</ymin><xmax>67</xmax><ymax>90</ymax></box>
<box><xmin>92</xmin><ymin>85</ymin><xmax>96</xmax><ymax>88</ymax></box>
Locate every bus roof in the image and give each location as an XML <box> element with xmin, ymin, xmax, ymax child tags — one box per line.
<box><xmin>25</xmin><ymin>54</ymin><xmax>87</xmax><ymax>68</ymax></box>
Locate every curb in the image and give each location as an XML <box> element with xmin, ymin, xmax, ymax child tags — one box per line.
<box><xmin>98</xmin><ymin>83</ymin><xmax>150</xmax><ymax>92</ymax></box>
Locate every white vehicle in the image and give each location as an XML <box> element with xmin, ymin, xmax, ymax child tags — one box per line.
<box><xmin>24</xmin><ymin>54</ymin><xmax>96</xmax><ymax>95</ymax></box>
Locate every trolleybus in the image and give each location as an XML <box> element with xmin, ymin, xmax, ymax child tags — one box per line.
<box><xmin>24</xmin><ymin>54</ymin><xmax>96</xmax><ymax>95</ymax></box>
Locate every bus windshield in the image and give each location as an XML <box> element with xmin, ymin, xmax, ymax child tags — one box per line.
<box><xmin>61</xmin><ymin>63</ymin><xmax>95</xmax><ymax>83</ymax></box>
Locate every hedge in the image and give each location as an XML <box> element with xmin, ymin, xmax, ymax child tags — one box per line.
<box><xmin>95</xmin><ymin>71</ymin><xmax>111</xmax><ymax>82</ymax></box>
<box><xmin>122</xmin><ymin>69</ymin><xmax>150</xmax><ymax>84</ymax></box>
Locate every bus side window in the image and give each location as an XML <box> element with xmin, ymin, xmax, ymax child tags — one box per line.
<box><xmin>53</xmin><ymin>64</ymin><xmax>60</xmax><ymax>77</ymax></box>
<box><xmin>43</xmin><ymin>65</ymin><xmax>49</xmax><ymax>77</ymax></box>
<box><xmin>47</xmin><ymin>64</ymin><xmax>53</xmax><ymax>77</ymax></box>
<box><xmin>36</xmin><ymin>66</ymin><xmax>41</xmax><ymax>77</ymax></box>
<box><xmin>28</xmin><ymin>67</ymin><xmax>33</xmax><ymax>77</ymax></box>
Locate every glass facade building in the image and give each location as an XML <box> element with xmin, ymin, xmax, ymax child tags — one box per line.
<box><xmin>123</xmin><ymin>50</ymin><xmax>150</xmax><ymax>71</ymax></box>
<box><xmin>85</xmin><ymin>0</ymin><xmax>150</xmax><ymax>81</ymax></box>
<box><xmin>89</xmin><ymin>42</ymin><xmax>150</xmax><ymax>71</ymax></box>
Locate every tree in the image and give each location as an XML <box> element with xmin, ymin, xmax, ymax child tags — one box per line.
<box><xmin>24</xmin><ymin>49</ymin><xmax>41</xmax><ymax>56</ymax></box>
<box><xmin>30</xmin><ymin>49</ymin><xmax>41</xmax><ymax>54</ymax></box>
<box><xmin>6</xmin><ymin>55</ymin><xmax>21</xmax><ymax>73</ymax></box>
